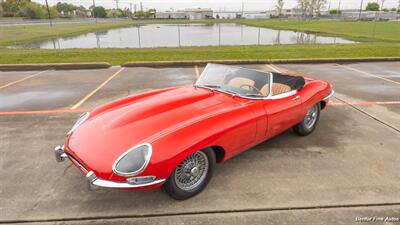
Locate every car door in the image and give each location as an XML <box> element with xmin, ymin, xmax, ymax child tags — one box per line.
<box><xmin>263</xmin><ymin>92</ymin><xmax>303</xmax><ymax>138</ymax></box>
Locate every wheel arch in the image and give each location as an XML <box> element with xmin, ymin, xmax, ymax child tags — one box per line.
<box><xmin>208</xmin><ymin>145</ymin><xmax>226</xmax><ymax>163</ymax></box>
<box><xmin>320</xmin><ymin>100</ymin><xmax>327</xmax><ymax>110</ymax></box>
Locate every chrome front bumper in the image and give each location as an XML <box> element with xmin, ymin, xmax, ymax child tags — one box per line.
<box><xmin>323</xmin><ymin>88</ymin><xmax>335</xmax><ymax>101</ymax></box>
<box><xmin>54</xmin><ymin>145</ymin><xmax>165</xmax><ymax>189</ymax></box>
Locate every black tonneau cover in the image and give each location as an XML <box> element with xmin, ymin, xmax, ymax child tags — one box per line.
<box><xmin>272</xmin><ymin>73</ymin><xmax>305</xmax><ymax>91</ymax></box>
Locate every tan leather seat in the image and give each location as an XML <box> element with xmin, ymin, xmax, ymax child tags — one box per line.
<box><xmin>272</xmin><ymin>83</ymin><xmax>291</xmax><ymax>95</ymax></box>
<box><xmin>260</xmin><ymin>84</ymin><xmax>270</xmax><ymax>96</ymax></box>
<box><xmin>260</xmin><ymin>83</ymin><xmax>291</xmax><ymax>96</ymax></box>
<box><xmin>228</xmin><ymin>77</ymin><xmax>255</xmax><ymax>89</ymax></box>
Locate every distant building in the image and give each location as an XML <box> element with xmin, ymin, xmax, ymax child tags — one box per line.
<box><xmin>213</xmin><ymin>11</ymin><xmax>240</xmax><ymax>19</ymax></box>
<box><xmin>155</xmin><ymin>11</ymin><xmax>187</xmax><ymax>19</ymax></box>
<box><xmin>183</xmin><ymin>8</ymin><xmax>213</xmax><ymax>20</ymax></box>
<box><xmin>155</xmin><ymin>8</ymin><xmax>213</xmax><ymax>20</ymax></box>
<box><xmin>242</xmin><ymin>11</ymin><xmax>270</xmax><ymax>19</ymax></box>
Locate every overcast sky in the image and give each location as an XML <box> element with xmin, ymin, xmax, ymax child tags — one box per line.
<box><xmin>32</xmin><ymin>0</ymin><xmax>399</xmax><ymax>11</ymax></box>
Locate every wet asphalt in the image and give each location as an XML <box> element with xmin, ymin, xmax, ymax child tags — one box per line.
<box><xmin>0</xmin><ymin>62</ymin><xmax>399</xmax><ymax>225</ymax></box>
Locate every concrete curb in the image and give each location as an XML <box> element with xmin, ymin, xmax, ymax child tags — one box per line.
<box><xmin>122</xmin><ymin>57</ymin><xmax>400</xmax><ymax>67</ymax></box>
<box><xmin>0</xmin><ymin>62</ymin><xmax>111</xmax><ymax>71</ymax></box>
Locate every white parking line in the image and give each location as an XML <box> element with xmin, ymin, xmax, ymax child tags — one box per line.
<box><xmin>0</xmin><ymin>70</ymin><xmax>46</xmax><ymax>89</ymax></box>
<box><xmin>336</xmin><ymin>64</ymin><xmax>400</xmax><ymax>86</ymax></box>
<box><xmin>70</xmin><ymin>67</ymin><xmax>125</xmax><ymax>109</ymax></box>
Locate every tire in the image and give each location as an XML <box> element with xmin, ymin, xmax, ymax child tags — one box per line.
<box><xmin>293</xmin><ymin>103</ymin><xmax>321</xmax><ymax>136</ymax></box>
<box><xmin>162</xmin><ymin>148</ymin><xmax>216</xmax><ymax>200</ymax></box>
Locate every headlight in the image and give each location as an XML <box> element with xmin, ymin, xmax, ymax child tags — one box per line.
<box><xmin>67</xmin><ymin>112</ymin><xmax>89</xmax><ymax>135</ymax></box>
<box><xmin>112</xmin><ymin>143</ymin><xmax>152</xmax><ymax>177</ymax></box>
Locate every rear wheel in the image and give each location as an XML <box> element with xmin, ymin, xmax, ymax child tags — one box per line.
<box><xmin>293</xmin><ymin>103</ymin><xmax>320</xmax><ymax>136</ymax></box>
<box><xmin>162</xmin><ymin>148</ymin><xmax>215</xmax><ymax>200</ymax></box>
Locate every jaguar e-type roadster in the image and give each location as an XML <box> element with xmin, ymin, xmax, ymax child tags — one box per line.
<box><xmin>55</xmin><ymin>63</ymin><xmax>334</xmax><ymax>200</ymax></box>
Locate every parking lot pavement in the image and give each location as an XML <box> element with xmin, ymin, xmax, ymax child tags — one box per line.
<box><xmin>1</xmin><ymin>62</ymin><xmax>400</xmax><ymax>224</ymax></box>
<box><xmin>0</xmin><ymin>67</ymin><xmax>119</xmax><ymax>111</ymax></box>
<box><xmin>80</xmin><ymin>67</ymin><xmax>197</xmax><ymax>109</ymax></box>
<box><xmin>10</xmin><ymin>205</ymin><xmax>400</xmax><ymax>225</ymax></box>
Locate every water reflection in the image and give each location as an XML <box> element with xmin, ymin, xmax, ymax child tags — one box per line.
<box><xmin>12</xmin><ymin>23</ymin><xmax>355</xmax><ymax>49</ymax></box>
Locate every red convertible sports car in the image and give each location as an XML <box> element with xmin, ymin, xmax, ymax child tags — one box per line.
<box><xmin>55</xmin><ymin>63</ymin><xmax>334</xmax><ymax>200</ymax></box>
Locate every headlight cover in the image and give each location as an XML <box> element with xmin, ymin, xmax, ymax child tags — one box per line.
<box><xmin>112</xmin><ymin>143</ymin><xmax>152</xmax><ymax>177</ymax></box>
<box><xmin>67</xmin><ymin>112</ymin><xmax>89</xmax><ymax>135</ymax></box>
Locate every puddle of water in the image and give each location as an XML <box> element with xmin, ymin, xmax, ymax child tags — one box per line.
<box><xmin>11</xmin><ymin>23</ymin><xmax>355</xmax><ymax>49</ymax></box>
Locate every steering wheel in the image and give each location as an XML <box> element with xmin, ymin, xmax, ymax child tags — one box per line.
<box><xmin>240</xmin><ymin>84</ymin><xmax>263</xmax><ymax>96</ymax></box>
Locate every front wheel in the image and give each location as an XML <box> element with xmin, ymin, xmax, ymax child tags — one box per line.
<box><xmin>162</xmin><ymin>148</ymin><xmax>216</xmax><ymax>200</ymax></box>
<box><xmin>293</xmin><ymin>103</ymin><xmax>320</xmax><ymax>136</ymax></box>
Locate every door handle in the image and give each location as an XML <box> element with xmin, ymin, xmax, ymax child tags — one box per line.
<box><xmin>292</xmin><ymin>96</ymin><xmax>300</xmax><ymax>100</ymax></box>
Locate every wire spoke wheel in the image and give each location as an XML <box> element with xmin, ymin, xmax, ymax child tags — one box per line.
<box><xmin>304</xmin><ymin>104</ymin><xmax>318</xmax><ymax>129</ymax></box>
<box><xmin>174</xmin><ymin>151</ymin><xmax>209</xmax><ymax>191</ymax></box>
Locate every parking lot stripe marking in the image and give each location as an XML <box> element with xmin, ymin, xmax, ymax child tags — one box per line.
<box><xmin>0</xmin><ymin>70</ymin><xmax>46</xmax><ymax>89</ymax></box>
<box><xmin>70</xmin><ymin>67</ymin><xmax>125</xmax><ymax>110</ymax></box>
<box><xmin>336</xmin><ymin>64</ymin><xmax>400</xmax><ymax>86</ymax></box>
<box><xmin>194</xmin><ymin>65</ymin><xmax>200</xmax><ymax>78</ymax></box>
<box><xmin>264</xmin><ymin>64</ymin><xmax>281</xmax><ymax>73</ymax></box>
<box><xmin>0</xmin><ymin>108</ymin><xmax>89</xmax><ymax>115</ymax></box>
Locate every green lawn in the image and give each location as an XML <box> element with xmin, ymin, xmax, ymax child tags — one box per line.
<box><xmin>1</xmin><ymin>43</ymin><xmax>398</xmax><ymax>65</ymax></box>
<box><xmin>236</xmin><ymin>19</ymin><xmax>400</xmax><ymax>42</ymax></box>
<box><xmin>0</xmin><ymin>21</ymin><xmax>138</xmax><ymax>46</ymax></box>
<box><xmin>0</xmin><ymin>19</ymin><xmax>399</xmax><ymax>64</ymax></box>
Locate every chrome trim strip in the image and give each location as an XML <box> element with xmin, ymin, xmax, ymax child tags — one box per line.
<box><xmin>112</xmin><ymin>143</ymin><xmax>152</xmax><ymax>177</ymax></box>
<box><xmin>67</xmin><ymin>112</ymin><xmax>89</xmax><ymax>135</ymax></box>
<box><xmin>86</xmin><ymin>171</ymin><xmax>165</xmax><ymax>189</ymax></box>
<box><xmin>323</xmin><ymin>89</ymin><xmax>335</xmax><ymax>101</ymax></box>
<box><xmin>270</xmin><ymin>90</ymin><xmax>297</xmax><ymax>100</ymax></box>
<box><xmin>68</xmin><ymin>154</ymin><xmax>88</xmax><ymax>174</ymax></box>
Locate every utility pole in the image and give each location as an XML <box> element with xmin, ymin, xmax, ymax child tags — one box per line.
<box><xmin>328</xmin><ymin>0</ymin><xmax>331</xmax><ymax>11</ymax></box>
<box><xmin>134</xmin><ymin>4</ymin><xmax>137</xmax><ymax>13</ymax></box>
<box><xmin>377</xmin><ymin>0</ymin><xmax>385</xmax><ymax>21</ymax></box>
<box><xmin>140</xmin><ymin>2</ymin><xmax>143</xmax><ymax>12</ymax></box>
<box><xmin>115</xmin><ymin>0</ymin><xmax>119</xmax><ymax>9</ymax></box>
<box><xmin>241</xmin><ymin>1</ymin><xmax>244</xmax><ymax>17</ymax></box>
<box><xmin>92</xmin><ymin>0</ymin><xmax>97</xmax><ymax>23</ymax></box>
<box><xmin>358</xmin><ymin>0</ymin><xmax>363</xmax><ymax>20</ymax></box>
<box><xmin>45</xmin><ymin>0</ymin><xmax>52</xmax><ymax>27</ymax></box>
<box><xmin>129</xmin><ymin>3</ymin><xmax>133</xmax><ymax>18</ymax></box>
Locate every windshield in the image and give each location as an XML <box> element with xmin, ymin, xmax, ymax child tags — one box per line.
<box><xmin>195</xmin><ymin>63</ymin><xmax>271</xmax><ymax>98</ymax></box>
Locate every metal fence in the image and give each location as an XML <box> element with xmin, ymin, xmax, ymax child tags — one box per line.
<box><xmin>0</xmin><ymin>13</ymin><xmax>398</xmax><ymax>50</ymax></box>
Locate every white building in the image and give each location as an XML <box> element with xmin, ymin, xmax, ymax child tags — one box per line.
<box><xmin>155</xmin><ymin>11</ymin><xmax>187</xmax><ymax>19</ymax></box>
<box><xmin>155</xmin><ymin>8</ymin><xmax>213</xmax><ymax>20</ymax></box>
<box><xmin>183</xmin><ymin>8</ymin><xmax>213</xmax><ymax>20</ymax></box>
<box><xmin>242</xmin><ymin>11</ymin><xmax>270</xmax><ymax>19</ymax></box>
<box><xmin>213</xmin><ymin>11</ymin><xmax>240</xmax><ymax>19</ymax></box>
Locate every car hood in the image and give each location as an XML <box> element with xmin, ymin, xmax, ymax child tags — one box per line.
<box><xmin>66</xmin><ymin>85</ymin><xmax>240</xmax><ymax>178</ymax></box>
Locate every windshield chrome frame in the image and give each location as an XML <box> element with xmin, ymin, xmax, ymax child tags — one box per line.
<box><xmin>194</xmin><ymin>63</ymin><xmax>297</xmax><ymax>100</ymax></box>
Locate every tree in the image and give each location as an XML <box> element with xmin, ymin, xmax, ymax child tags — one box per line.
<box><xmin>366</xmin><ymin>2</ymin><xmax>379</xmax><ymax>11</ymax></box>
<box><xmin>106</xmin><ymin>8</ymin><xmax>123</xmax><ymax>18</ymax></box>
<box><xmin>314</xmin><ymin>0</ymin><xmax>327</xmax><ymax>16</ymax></box>
<box><xmin>329</xmin><ymin>9</ymin><xmax>341</xmax><ymax>14</ymax></box>
<box><xmin>297</xmin><ymin>0</ymin><xmax>327</xmax><ymax>18</ymax></box>
<box><xmin>0</xmin><ymin>3</ymin><xmax>3</xmax><ymax>16</ymax></box>
<box><xmin>93</xmin><ymin>6</ymin><xmax>106</xmax><ymax>18</ymax></box>
<box><xmin>275</xmin><ymin>0</ymin><xmax>284</xmax><ymax>16</ymax></box>
<box><xmin>55</xmin><ymin>2</ymin><xmax>78</xmax><ymax>16</ymax></box>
